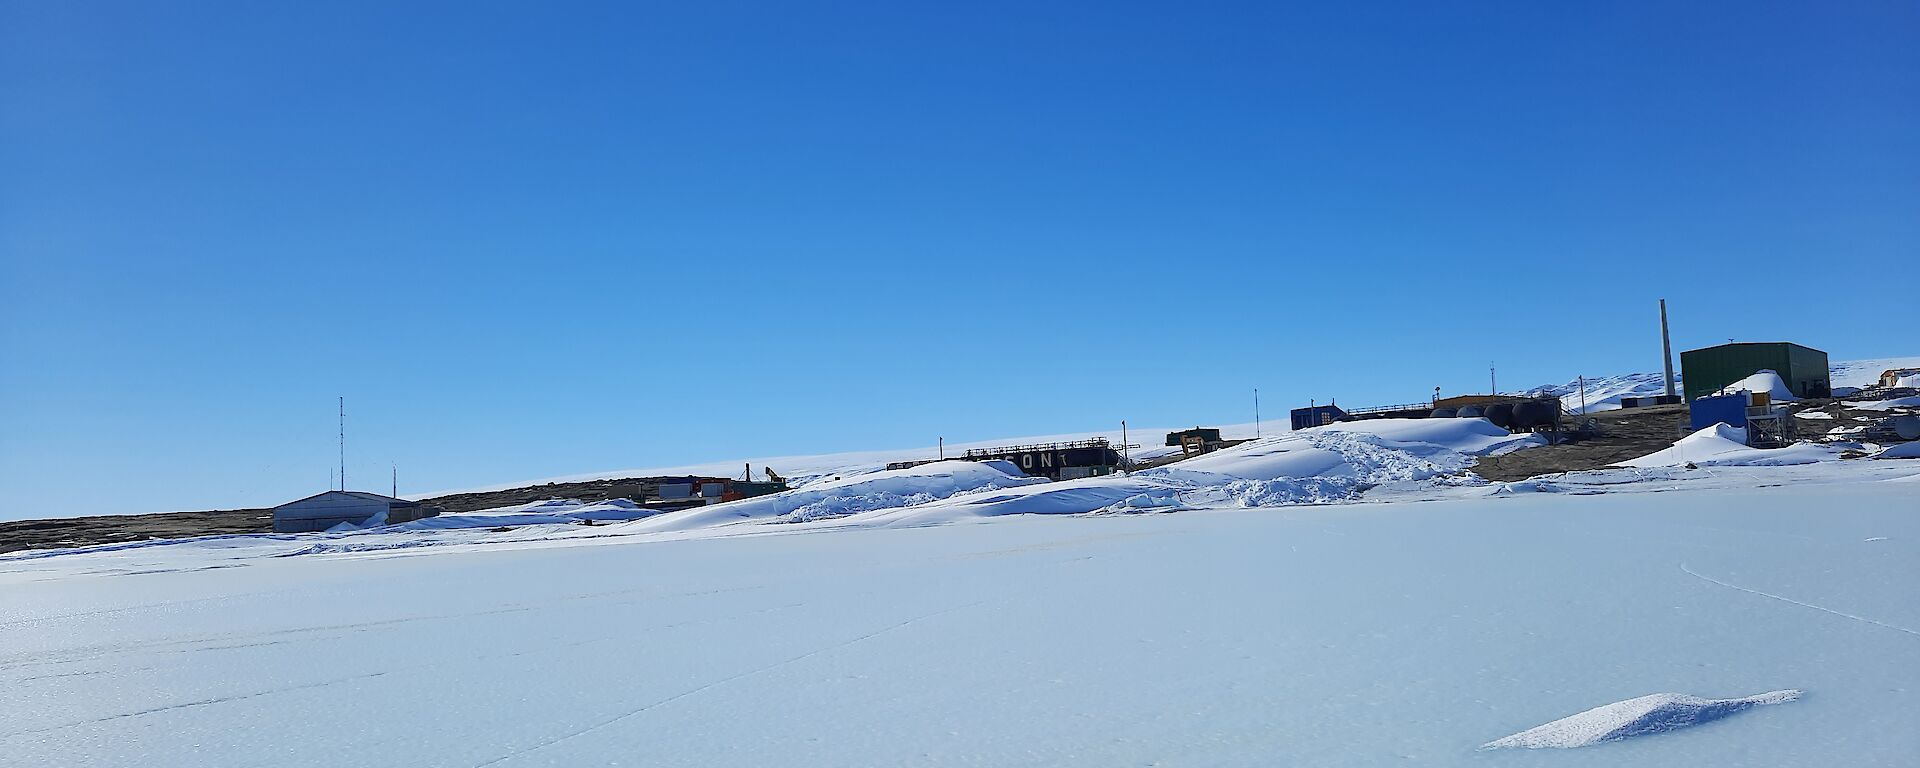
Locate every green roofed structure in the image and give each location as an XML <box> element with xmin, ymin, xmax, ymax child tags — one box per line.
<box><xmin>1679</xmin><ymin>342</ymin><xmax>1830</xmax><ymax>403</ymax></box>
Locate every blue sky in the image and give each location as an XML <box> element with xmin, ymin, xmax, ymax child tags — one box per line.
<box><xmin>3</xmin><ymin>1</ymin><xmax>1915</xmax><ymax>518</ymax></box>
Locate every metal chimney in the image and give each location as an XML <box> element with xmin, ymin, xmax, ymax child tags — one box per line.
<box><xmin>1659</xmin><ymin>299</ymin><xmax>1676</xmax><ymax>398</ymax></box>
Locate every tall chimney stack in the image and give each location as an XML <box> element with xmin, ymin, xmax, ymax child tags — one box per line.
<box><xmin>1659</xmin><ymin>299</ymin><xmax>1676</xmax><ymax>398</ymax></box>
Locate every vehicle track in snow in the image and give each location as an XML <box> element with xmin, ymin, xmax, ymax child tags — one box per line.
<box><xmin>1678</xmin><ymin>562</ymin><xmax>1920</xmax><ymax>638</ymax></box>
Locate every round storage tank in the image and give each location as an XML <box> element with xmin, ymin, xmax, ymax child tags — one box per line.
<box><xmin>1456</xmin><ymin>405</ymin><xmax>1485</xmax><ymax>418</ymax></box>
<box><xmin>1512</xmin><ymin>400</ymin><xmax>1557</xmax><ymax>429</ymax></box>
<box><xmin>1430</xmin><ymin>408</ymin><xmax>1457</xmax><ymax>418</ymax></box>
<box><xmin>1895</xmin><ymin>415</ymin><xmax>1920</xmax><ymax>441</ymax></box>
<box><xmin>1485</xmin><ymin>403</ymin><xmax>1516</xmax><ymax>428</ymax></box>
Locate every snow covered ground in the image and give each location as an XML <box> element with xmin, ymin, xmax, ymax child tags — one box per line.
<box><xmin>3</xmin><ymin>357</ymin><xmax>1916</xmax><ymax>765</ymax></box>
<box><xmin>2</xmin><ymin>457</ymin><xmax>1916</xmax><ymax>767</ymax></box>
<box><xmin>4</xmin><ymin>407</ymin><xmax>1919</xmax><ymax>766</ymax></box>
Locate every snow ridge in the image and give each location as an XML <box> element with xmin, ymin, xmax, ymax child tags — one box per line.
<box><xmin>1483</xmin><ymin>690</ymin><xmax>1801</xmax><ymax>749</ymax></box>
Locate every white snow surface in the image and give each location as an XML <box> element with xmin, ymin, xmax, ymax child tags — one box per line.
<box><xmin>1614</xmin><ymin>424</ymin><xmax>1838</xmax><ymax>468</ymax></box>
<box><xmin>1723</xmin><ymin>369</ymin><xmax>1797</xmax><ymax>401</ymax></box>
<box><xmin>4</xmin><ymin>459</ymin><xmax>1917</xmax><ymax>766</ymax></box>
<box><xmin>2</xmin><ymin>356</ymin><xmax>1915</xmax><ymax>765</ymax></box>
<box><xmin>1830</xmin><ymin>356</ymin><xmax>1920</xmax><ymax>388</ymax></box>
<box><xmin>623</xmin><ymin>459</ymin><xmax>1046</xmax><ymax>531</ymax></box>
<box><xmin>1482</xmin><ymin>690</ymin><xmax>1801</xmax><ymax>749</ymax></box>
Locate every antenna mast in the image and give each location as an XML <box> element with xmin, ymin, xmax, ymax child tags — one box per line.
<box><xmin>1254</xmin><ymin>388</ymin><xmax>1261</xmax><ymax>437</ymax></box>
<box><xmin>338</xmin><ymin>396</ymin><xmax>345</xmax><ymax>491</ymax></box>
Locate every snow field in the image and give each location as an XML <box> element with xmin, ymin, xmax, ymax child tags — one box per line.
<box><xmin>2</xmin><ymin>480</ymin><xmax>1915</xmax><ymax>766</ymax></box>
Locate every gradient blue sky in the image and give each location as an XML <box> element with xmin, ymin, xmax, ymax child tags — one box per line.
<box><xmin>3</xmin><ymin>1</ymin><xmax>1915</xmax><ymax>518</ymax></box>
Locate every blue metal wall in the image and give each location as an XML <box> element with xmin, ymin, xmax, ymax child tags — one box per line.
<box><xmin>1689</xmin><ymin>394</ymin><xmax>1748</xmax><ymax>432</ymax></box>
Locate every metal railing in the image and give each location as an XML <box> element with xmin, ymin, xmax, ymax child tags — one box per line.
<box><xmin>962</xmin><ymin>437</ymin><xmax>1111</xmax><ymax>459</ymax></box>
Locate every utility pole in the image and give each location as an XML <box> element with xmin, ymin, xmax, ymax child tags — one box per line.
<box><xmin>938</xmin><ymin>436</ymin><xmax>944</xmax><ymax>460</ymax></box>
<box><xmin>1254</xmin><ymin>388</ymin><xmax>1261</xmax><ymax>438</ymax></box>
<box><xmin>338</xmin><ymin>396</ymin><xmax>345</xmax><ymax>491</ymax></box>
<box><xmin>1121</xmin><ymin>421</ymin><xmax>1130</xmax><ymax>473</ymax></box>
<box><xmin>392</xmin><ymin>464</ymin><xmax>397</xmax><ymax>498</ymax></box>
<box><xmin>1659</xmin><ymin>298</ymin><xmax>1677</xmax><ymax>399</ymax></box>
<box><xmin>1578</xmin><ymin>375</ymin><xmax>1588</xmax><ymax>415</ymax></box>
<box><xmin>1489</xmin><ymin>363</ymin><xmax>1497</xmax><ymax>395</ymax></box>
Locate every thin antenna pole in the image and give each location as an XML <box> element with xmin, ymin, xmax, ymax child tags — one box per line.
<box><xmin>1490</xmin><ymin>363</ymin><xmax>1497</xmax><ymax>395</ymax></box>
<box><xmin>1578</xmin><ymin>375</ymin><xmax>1588</xmax><ymax>415</ymax></box>
<box><xmin>392</xmin><ymin>464</ymin><xmax>397</xmax><ymax>498</ymax></box>
<box><xmin>338</xmin><ymin>396</ymin><xmax>345</xmax><ymax>491</ymax></box>
<box><xmin>938</xmin><ymin>437</ymin><xmax>944</xmax><ymax>460</ymax></box>
<box><xmin>1121</xmin><ymin>421</ymin><xmax>1129</xmax><ymax>473</ymax></box>
<box><xmin>1254</xmin><ymin>388</ymin><xmax>1261</xmax><ymax>438</ymax></box>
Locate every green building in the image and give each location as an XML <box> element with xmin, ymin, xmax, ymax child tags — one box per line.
<box><xmin>1679</xmin><ymin>342</ymin><xmax>1830</xmax><ymax>402</ymax></box>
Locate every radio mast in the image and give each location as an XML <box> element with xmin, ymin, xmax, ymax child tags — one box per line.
<box><xmin>338</xmin><ymin>396</ymin><xmax>345</xmax><ymax>491</ymax></box>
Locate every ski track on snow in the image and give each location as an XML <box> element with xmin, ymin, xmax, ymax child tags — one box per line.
<box><xmin>472</xmin><ymin>600</ymin><xmax>990</xmax><ymax>767</ymax></box>
<box><xmin>0</xmin><ymin>670</ymin><xmax>395</xmax><ymax>738</ymax></box>
<box><xmin>1679</xmin><ymin>563</ymin><xmax>1920</xmax><ymax>639</ymax></box>
<box><xmin>1</xmin><ymin>600</ymin><xmax>821</xmax><ymax>740</ymax></box>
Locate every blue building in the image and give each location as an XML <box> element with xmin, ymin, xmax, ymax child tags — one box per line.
<box><xmin>1689</xmin><ymin>393</ymin><xmax>1750</xmax><ymax>432</ymax></box>
<box><xmin>1290</xmin><ymin>404</ymin><xmax>1349</xmax><ymax>431</ymax></box>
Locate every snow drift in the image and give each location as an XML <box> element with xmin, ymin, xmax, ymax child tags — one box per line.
<box><xmin>387</xmin><ymin>498</ymin><xmax>663</xmax><ymax>530</ymax></box>
<box><xmin>1483</xmin><ymin>690</ymin><xmax>1800</xmax><ymax>749</ymax></box>
<box><xmin>1615</xmin><ymin>424</ymin><xmax>1834</xmax><ymax>468</ymax></box>
<box><xmin>822</xmin><ymin>419</ymin><xmax>1543</xmax><ymax>527</ymax></box>
<box><xmin>617</xmin><ymin>460</ymin><xmax>1046</xmax><ymax>533</ymax></box>
<box><xmin>1723</xmin><ymin>370</ymin><xmax>1796</xmax><ymax>401</ymax></box>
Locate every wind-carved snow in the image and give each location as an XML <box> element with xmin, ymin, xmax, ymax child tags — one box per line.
<box><xmin>1616</xmin><ymin>424</ymin><xmax>1837</xmax><ymax>468</ymax></box>
<box><xmin>1483</xmin><ymin>690</ymin><xmax>1801</xmax><ymax>749</ymax></box>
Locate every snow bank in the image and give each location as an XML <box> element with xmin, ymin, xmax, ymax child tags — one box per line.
<box><xmin>1483</xmin><ymin>690</ymin><xmax>1800</xmax><ymax>749</ymax></box>
<box><xmin>1724</xmin><ymin>370</ymin><xmax>1796</xmax><ymax>401</ymax></box>
<box><xmin>845</xmin><ymin>419</ymin><xmax>1543</xmax><ymax>526</ymax></box>
<box><xmin>616</xmin><ymin>460</ymin><xmax>1045</xmax><ymax>532</ymax></box>
<box><xmin>388</xmin><ymin>498</ymin><xmax>662</xmax><ymax>531</ymax></box>
<box><xmin>1615</xmin><ymin>424</ymin><xmax>1834</xmax><ymax>468</ymax></box>
<box><xmin>1874</xmin><ymin>442</ymin><xmax>1920</xmax><ymax>460</ymax></box>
